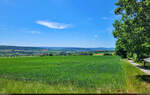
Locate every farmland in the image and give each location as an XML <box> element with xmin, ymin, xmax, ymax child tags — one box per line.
<box><xmin>0</xmin><ymin>45</ymin><xmax>114</xmax><ymax>57</ymax></box>
<box><xmin>0</xmin><ymin>56</ymin><xmax>150</xmax><ymax>93</ymax></box>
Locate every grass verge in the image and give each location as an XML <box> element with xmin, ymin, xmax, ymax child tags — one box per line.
<box><xmin>120</xmin><ymin>60</ymin><xmax>150</xmax><ymax>93</ymax></box>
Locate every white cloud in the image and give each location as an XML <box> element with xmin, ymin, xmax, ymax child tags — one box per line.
<box><xmin>36</xmin><ymin>20</ymin><xmax>71</xmax><ymax>29</ymax></box>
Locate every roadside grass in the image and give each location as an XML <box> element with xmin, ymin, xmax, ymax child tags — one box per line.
<box><xmin>0</xmin><ymin>56</ymin><xmax>150</xmax><ymax>93</ymax></box>
<box><xmin>121</xmin><ymin>60</ymin><xmax>150</xmax><ymax>93</ymax></box>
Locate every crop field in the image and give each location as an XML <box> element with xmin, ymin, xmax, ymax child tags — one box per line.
<box><xmin>0</xmin><ymin>56</ymin><xmax>150</xmax><ymax>93</ymax></box>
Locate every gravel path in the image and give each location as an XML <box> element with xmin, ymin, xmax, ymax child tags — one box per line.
<box><xmin>128</xmin><ymin>60</ymin><xmax>150</xmax><ymax>75</ymax></box>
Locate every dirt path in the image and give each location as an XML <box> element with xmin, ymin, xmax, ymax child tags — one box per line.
<box><xmin>128</xmin><ymin>60</ymin><xmax>150</xmax><ymax>75</ymax></box>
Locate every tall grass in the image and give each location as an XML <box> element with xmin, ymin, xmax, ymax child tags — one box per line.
<box><xmin>120</xmin><ymin>60</ymin><xmax>150</xmax><ymax>93</ymax></box>
<box><xmin>0</xmin><ymin>56</ymin><xmax>150</xmax><ymax>93</ymax></box>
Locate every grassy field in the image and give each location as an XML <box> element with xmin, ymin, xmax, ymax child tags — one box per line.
<box><xmin>0</xmin><ymin>56</ymin><xmax>150</xmax><ymax>93</ymax></box>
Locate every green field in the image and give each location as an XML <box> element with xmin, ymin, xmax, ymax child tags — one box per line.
<box><xmin>0</xmin><ymin>56</ymin><xmax>150</xmax><ymax>93</ymax></box>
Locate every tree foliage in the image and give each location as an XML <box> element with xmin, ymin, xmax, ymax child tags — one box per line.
<box><xmin>113</xmin><ymin>0</ymin><xmax>150</xmax><ymax>62</ymax></box>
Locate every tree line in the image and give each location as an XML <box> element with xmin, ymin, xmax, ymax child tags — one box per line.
<box><xmin>113</xmin><ymin>0</ymin><xmax>150</xmax><ymax>62</ymax></box>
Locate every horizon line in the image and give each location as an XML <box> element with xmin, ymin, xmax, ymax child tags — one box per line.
<box><xmin>0</xmin><ymin>45</ymin><xmax>115</xmax><ymax>49</ymax></box>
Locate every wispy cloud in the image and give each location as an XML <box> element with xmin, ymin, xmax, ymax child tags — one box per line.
<box><xmin>106</xmin><ymin>26</ymin><xmax>114</xmax><ymax>32</ymax></box>
<box><xmin>94</xmin><ymin>34</ymin><xmax>99</xmax><ymax>38</ymax></box>
<box><xmin>1</xmin><ymin>0</ymin><xmax>9</xmax><ymax>3</ymax></box>
<box><xmin>0</xmin><ymin>0</ymin><xmax>12</xmax><ymax>4</ymax></box>
<box><xmin>25</xmin><ymin>30</ymin><xmax>41</xmax><ymax>34</ymax></box>
<box><xmin>101</xmin><ymin>15</ymin><xmax>121</xmax><ymax>21</ymax></box>
<box><xmin>87</xmin><ymin>17</ymin><xmax>92</xmax><ymax>21</ymax></box>
<box><xmin>101</xmin><ymin>17</ymin><xmax>110</xmax><ymax>20</ymax></box>
<box><xmin>36</xmin><ymin>20</ymin><xmax>71</xmax><ymax>29</ymax></box>
<box><xmin>109</xmin><ymin>8</ymin><xmax>116</xmax><ymax>14</ymax></box>
<box><xmin>30</xmin><ymin>30</ymin><xmax>41</xmax><ymax>34</ymax></box>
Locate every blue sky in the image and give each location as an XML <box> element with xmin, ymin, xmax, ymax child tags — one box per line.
<box><xmin>0</xmin><ymin>0</ymin><xmax>118</xmax><ymax>48</ymax></box>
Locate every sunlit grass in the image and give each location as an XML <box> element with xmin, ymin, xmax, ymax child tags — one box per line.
<box><xmin>0</xmin><ymin>56</ymin><xmax>150</xmax><ymax>93</ymax></box>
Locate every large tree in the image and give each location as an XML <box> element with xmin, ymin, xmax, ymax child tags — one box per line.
<box><xmin>113</xmin><ymin>0</ymin><xmax>150</xmax><ymax>62</ymax></box>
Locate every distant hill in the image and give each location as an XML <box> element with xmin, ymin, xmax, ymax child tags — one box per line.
<box><xmin>0</xmin><ymin>45</ymin><xmax>114</xmax><ymax>51</ymax></box>
<box><xmin>0</xmin><ymin>45</ymin><xmax>114</xmax><ymax>56</ymax></box>
<box><xmin>0</xmin><ymin>45</ymin><xmax>42</xmax><ymax>50</ymax></box>
<box><xmin>42</xmin><ymin>47</ymin><xmax>114</xmax><ymax>51</ymax></box>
